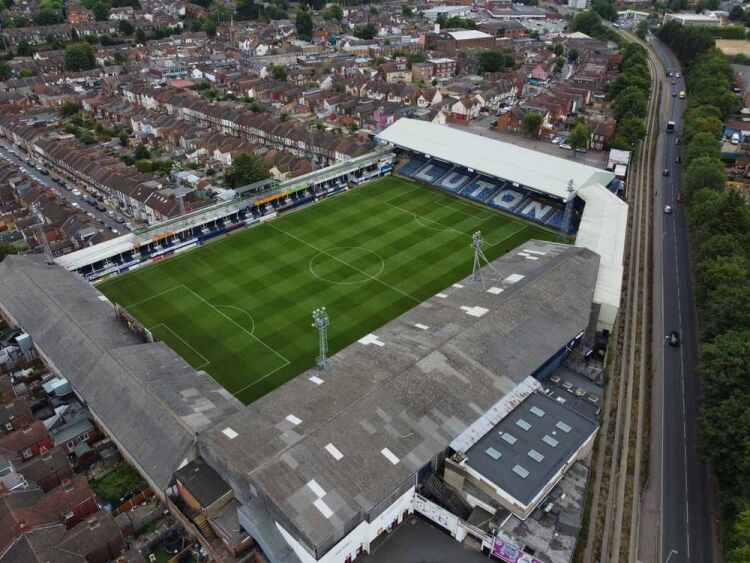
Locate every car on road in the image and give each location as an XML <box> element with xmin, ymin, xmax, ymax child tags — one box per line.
<box><xmin>664</xmin><ymin>205</ymin><xmax>673</xmax><ymax>214</ymax></box>
<box><xmin>666</xmin><ymin>331</ymin><xmax>680</xmax><ymax>347</ymax></box>
<box><xmin>72</xmin><ymin>189</ymin><xmax>81</xmax><ymax>196</ymax></box>
<box><xmin>115</xmin><ymin>216</ymin><xmax>125</xmax><ymax>224</ymax></box>
<box><xmin>675</xmin><ymin>156</ymin><xmax>681</xmax><ymax>163</ymax></box>
<box><xmin>663</xmin><ymin>168</ymin><xmax>670</xmax><ymax>176</ymax></box>
<box><xmin>559</xmin><ymin>143</ymin><xmax>572</xmax><ymax>150</ymax></box>
<box><xmin>551</xmin><ymin>136</ymin><xmax>562</xmax><ymax>145</ymax></box>
<box><xmin>672</xmin><ymin>91</ymin><xmax>677</xmax><ymax>97</ymax></box>
<box><xmin>675</xmin><ymin>72</ymin><xmax>681</xmax><ymax>78</ymax></box>
<box><xmin>71</xmin><ymin>202</ymin><xmax>80</xmax><ymax>208</ymax></box>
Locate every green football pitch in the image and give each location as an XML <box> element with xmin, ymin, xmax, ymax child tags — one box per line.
<box><xmin>98</xmin><ymin>176</ymin><xmax>561</xmax><ymax>404</ymax></box>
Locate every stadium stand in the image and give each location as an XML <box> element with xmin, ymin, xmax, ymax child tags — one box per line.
<box><xmin>57</xmin><ymin>149</ymin><xmax>396</xmax><ymax>281</ymax></box>
<box><xmin>378</xmin><ymin>119</ymin><xmax>619</xmax><ymax>235</ymax></box>
<box><xmin>397</xmin><ymin>155</ymin><xmax>572</xmax><ymax>231</ymax></box>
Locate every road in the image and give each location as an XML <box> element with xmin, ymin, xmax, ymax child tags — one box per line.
<box><xmin>644</xmin><ymin>36</ymin><xmax>716</xmax><ymax>563</ymax></box>
<box><xmin>0</xmin><ymin>141</ymin><xmax>129</xmax><ymax>234</ymax></box>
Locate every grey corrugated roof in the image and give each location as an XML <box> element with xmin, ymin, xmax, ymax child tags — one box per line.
<box><xmin>199</xmin><ymin>240</ymin><xmax>600</xmax><ymax>558</ymax></box>
<box><xmin>464</xmin><ymin>392</ymin><xmax>597</xmax><ymax>506</ymax></box>
<box><xmin>376</xmin><ymin>118</ymin><xmax>616</xmax><ymax>201</ymax></box>
<box><xmin>0</xmin><ymin>256</ymin><xmax>242</xmax><ymax>492</ymax></box>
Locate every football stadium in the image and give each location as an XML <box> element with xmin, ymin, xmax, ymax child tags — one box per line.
<box><xmin>0</xmin><ymin>119</ymin><xmax>628</xmax><ymax>563</ymax></box>
<box><xmin>96</xmin><ymin>175</ymin><xmax>559</xmax><ymax>404</ymax></box>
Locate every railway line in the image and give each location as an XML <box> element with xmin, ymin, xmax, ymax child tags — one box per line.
<box><xmin>583</xmin><ymin>35</ymin><xmax>660</xmax><ymax>563</ymax></box>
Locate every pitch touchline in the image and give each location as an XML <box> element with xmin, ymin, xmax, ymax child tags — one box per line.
<box><xmin>150</xmin><ymin>322</ymin><xmax>211</xmax><ymax>370</ymax></box>
<box><xmin>124</xmin><ymin>285</ymin><xmax>184</xmax><ymax>309</ymax></box>
<box><xmin>267</xmin><ymin>223</ymin><xmax>421</xmax><ymax>304</ymax></box>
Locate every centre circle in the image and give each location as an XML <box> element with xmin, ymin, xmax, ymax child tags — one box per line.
<box><xmin>309</xmin><ymin>247</ymin><xmax>385</xmax><ymax>285</ymax></box>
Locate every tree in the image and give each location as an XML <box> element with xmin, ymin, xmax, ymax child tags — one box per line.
<box><xmin>610</xmin><ymin>116</ymin><xmax>646</xmax><ymax>150</ymax></box>
<box><xmin>695</xmin><ymin>255</ymin><xmax>749</xmax><ymax>306</ymax></box>
<box><xmin>727</xmin><ymin>505</ymin><xmax>750</xmax><ymax>563</ymax></box>
<box><xmin>33</xmin><ymin>8</ymin><xmax>62</xmax><ymax>25</ymax></box>
<box><xmin>571</xmin><ymin>10</ymin><xmax>604</xmax><ymax>37</ymax></box>
<box><xmin>134</xmin><ymin>143</ymin><xmax>150</xmax><ymax>160</ymax></box>
<box><xmin>353</xmin><ymin>23</ymin><xmax>377</xmax><ymax>40</ymax></box>
<box><xmin>296</xmin><ymin>7</ymin><xmax>313</xmax><ymax>41</ymax></box>
<box><xmin>0</xmin><ymin>243</ymin><xmax>19</xmax><ymax>263</ymax></box>
<box><xmin>614</xmin><ymin>87</ymin><xmax>648</xmax><ymax>120</ymax></box>
<box><xmin>591</xmin><ymin>0</ymin><xmax>617</xmax><ymax>21</ymax></box>
<box><xmin>135</xmin><ymin>28</ymin><xmax>146</xmax><ymax>43</ymax></box>
<box><xmin>236</xmin><ymin>0</ymin><xmax>261</xmax><ymax>20</ymax></box>
<box><xmin>729</xmin><ymin>5</ymin><xmax>745</xmax><ymax>21</ymax></box>
<box><xmin>685</xmin><ymin>156</ymin><xmax>726</xmax><ymax>194</ymax></box>
<box><xmin>478</xmin><ymin>50</ymin><xmax>513</xmax><ymax>73</ymax></box>
<box><xmin>92</xmin><ymin>1</ymin><xmax>110</xmax><ymax>20</ymax></box>
<box><xmin>568</xmin><ymin>48</ymin><xmax>579</xmax><ymax>63</ymax></box>
<box><xmin>0</xmin><ymin>64</ymin><xmax>10</xmax><ymax>80</ymax></box>
<box><xmin>224</xmin><ymin>153</ymin><xmax>269</xmax><ymax>188</ymax></box>
<box><xmin>64</xmin><ymin>43</ymin><xmax>96</xmax><ymax>72</ymax></box>
<box><xmin>685</xmin><ymin>131</ymin><xmax>720</xmax><ymax>164</ymax></box>
<box><xmin>522</xmin><ymin>112</ymin><xmax>543</xmax><ymax>138</ymax></box>
<box><xmin>269</xmin><ymin>64</ymin><xmax>287</xmax><ymax>81</ymax></box>
<box><xmin>636</xmin><ymin>19</ymin><xmax>648</xmax><ymax>39</ymax></box>
<box><xmin>60</xmin><ymin>101</ymin><xmax>81</xmax><ymax>117</ymax></box>
<box><xmin>119</xmin><ymin>132</ymin><xmax>129</xmax><ymax>147</ymax></box>
<box><xmin>568</xmin><ymin>122</ymin><xmax>589</xmax><ymax>153</ymax></box>
<box><xmin>324</xmin><ymin>3</ymin><xmax>343</xmax><ymax>21</ymax></box>
<box><xmin>401</xmin><ymin>5</ymin><xmax>412</xmax><ymax>17</ymax></box>
<box><xmin>552</xmin><ymin>43</ymin><xmax>563</xmax><ymax>56</ymax></box>
<box><xmin>16</xmin><ymin>41</ymin><xmax>34</xmax><ymax>57</ymax></box>
<box><xmin>118</xmin><ymin>19</ymin><xmax>134</xmax><ymax>35</ymax></box>
<box><xmin>202</xmin><ymin>17</ymin><xmax>217</xmax><ymax>38</ymax></box>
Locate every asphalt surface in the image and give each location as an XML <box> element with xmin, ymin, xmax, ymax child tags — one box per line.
<box><xmin>0</xmin><ymin>141</ymin><xmax>129</xmax><ymax>234</ymax></box>
<box><xmin>649</xmin><ymin>37</ymin><xmax>715</xmax><ymax>563</ymax></box>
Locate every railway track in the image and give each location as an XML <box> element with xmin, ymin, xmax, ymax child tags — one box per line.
<box><xmin>583</xmin><ymin>35</ymin><xmax>660</xmax><ymax>563</ymax></box>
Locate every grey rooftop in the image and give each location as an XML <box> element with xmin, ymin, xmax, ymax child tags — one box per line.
<box><xmin>198</xmin><ymin>240</ymin><xmax>600</xmax><ymax>558</ymax></box>
<box><xmin>0</xmin><ymin>255</ymin><xmax>242</xmax><ymax>492</ymax></box>
<box><xmin>464</xmin><ymin>391</ymin><xmax>597</xmax><ymax>506</ymax></box>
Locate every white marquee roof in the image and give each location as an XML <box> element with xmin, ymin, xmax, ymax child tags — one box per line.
<box><xmin>376</xmin><ymin>118</ymin><xmax>616</xmax><ymax>202</ymax></box>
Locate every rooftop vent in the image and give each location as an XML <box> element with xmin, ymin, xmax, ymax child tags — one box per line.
<box><xmin>512</xmin><ymin>465</ymin><xmax>529</xmax><ymax>479</ymax></box>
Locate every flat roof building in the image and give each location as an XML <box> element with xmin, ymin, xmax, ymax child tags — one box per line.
<box><xmin>445</xmin><ymin>392</ymin><xmax>597</xmax><ymax>520</ymax></box>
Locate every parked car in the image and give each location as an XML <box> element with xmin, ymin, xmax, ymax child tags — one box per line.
<box><xmin>559</xmin><ymin>143</ymin><xmax>572</xmax><ymax>150</ymax></box>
